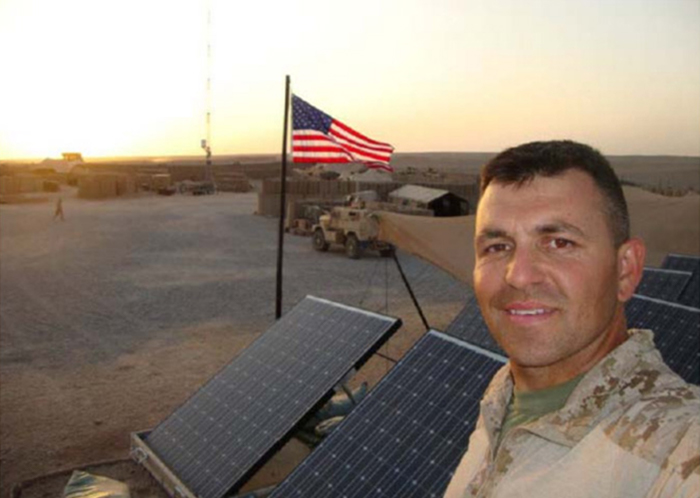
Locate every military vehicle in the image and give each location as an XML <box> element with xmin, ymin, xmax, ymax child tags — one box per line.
<box><xmin>177</xmin><ymin>180</ymin><xmax>216</xmax><ymax>195</ymax></box>
<box><xmin>312</xmin><ymin>206</ymin><xmax>392</xmax><ymax>259</ymax></box>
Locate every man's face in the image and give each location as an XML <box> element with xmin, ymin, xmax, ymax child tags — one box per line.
<box><xmin>474</xmin><ymin>170</ymin><xmax>628</xmax><ymax>385</ymax></box>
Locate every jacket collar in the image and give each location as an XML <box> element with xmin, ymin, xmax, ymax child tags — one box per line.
<box><xmin>480</xmin><ymin>329</ymin><xmax>661</xmax><ymax>448</ymax></box>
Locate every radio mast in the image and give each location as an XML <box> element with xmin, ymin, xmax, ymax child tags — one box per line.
<box><xmin>202</xmin><ymin>0</ymin><xmax>214</xmax><ymax>185</ymax></box>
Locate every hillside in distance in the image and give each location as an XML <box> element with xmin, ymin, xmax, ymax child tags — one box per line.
<box><xmin>6</xmin><ymin>152</ymin><xmax>698</xmax><ymax>191</ymax></box>
<box><xmin>392</xmin><ymin>153</ymin><xmax>699</xmax><ymax>192</ymax></box>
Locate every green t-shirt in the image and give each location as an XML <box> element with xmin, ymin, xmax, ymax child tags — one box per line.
<box><xmin>498</xmin><ymin>373</ymin><xmax>585</xmax><ymax>447</ymax></box>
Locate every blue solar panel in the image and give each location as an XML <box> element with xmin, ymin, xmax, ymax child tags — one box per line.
<box><xmin>636</xmin><ymin>267</ymin><xmax>692</xmax><ymax>302</ymax></box>
<box><xmin>678</xmin><ymin>270</ymin><xmax>700</xmax><ymax>309</ymax></box>
<box><xmin>626</xmin><ymin>295</ymin><xmax>699</xmax><ymax>385</ymax></box>
<box><xmin>143</xmin><ymin>296</ymin><xmax>402</xmax><ymax>498</ymax></box>
<box><xmin>659</xmin><ymin>254</ymin><xmax>700</xmax><ymax>308</ymax></box>
<box><xmin>661</xmin><ymin>253</ymin><xmax>700</xmax><ymax>273</ymax></box>
<box><xmin>270</xmin><ymin>330</ymin><xmax>506</xmax><ymax>498</ymax></box>
<box><xmin>444</xmin><ymin>294</ymin><xmax>504</xmax><ymax>355</ymax></box>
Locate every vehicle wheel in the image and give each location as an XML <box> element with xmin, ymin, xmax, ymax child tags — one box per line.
<box><xmin>345</xmin><ymin>234</ymin><xmax>362</xmax><ymax>259</ymax></box>
<box><xmin>312</xmin><ymin>229</ymin><xmax>329</xmax><ymax>252</ymax></box>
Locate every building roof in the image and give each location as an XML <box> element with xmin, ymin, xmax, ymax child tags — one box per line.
<box><xmin>35</xmin><ymin>153</ymin><xmax>84</xmax><ymax>173</ymax></box>
<box><xmin>388</xmin><ymin>184</ymin><xmax>452</xmax><ymax>204</ymax></box>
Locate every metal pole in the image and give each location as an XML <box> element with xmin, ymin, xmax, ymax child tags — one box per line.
<box><xmin>205</xmin><ymin>0</ymin><xmax>213</xmax><ymax>185</ymax></box>
<box><xmin>275</xmin><ymin>75</ymin><xmax>291</xmax><ymax>319</ymax></box>
<box><xmin>391</xmin><ymin>249</ymin><xmax>430</xmax><ymax>332</ymax></box>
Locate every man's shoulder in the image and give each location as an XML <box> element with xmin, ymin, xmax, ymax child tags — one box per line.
<box><xmin>601</xmin><ymin>367</ymin><xmax>699</xmax><ymax>469</ymax></box>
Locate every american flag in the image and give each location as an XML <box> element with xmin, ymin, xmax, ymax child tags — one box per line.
<box><xmin>292</xmin><ymin>95</ymin><xmax>394</xmax><ymax>172</ymax></box>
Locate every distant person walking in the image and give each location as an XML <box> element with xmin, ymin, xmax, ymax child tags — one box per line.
<box><xmin>53</xmin><ymin>197</ymin><xmax>64</xmax><ymax>221</ymax></box>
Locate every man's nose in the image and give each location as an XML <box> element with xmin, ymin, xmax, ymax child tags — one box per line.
<box><xmin>505</xmin><ymin>247</ymin><xmax>544</xmax><ymax>289</ymax></box>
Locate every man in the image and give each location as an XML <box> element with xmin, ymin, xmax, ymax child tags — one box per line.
<box><xmin>53</xmin><ymin>197</ymin><xmax>64</xmax><ymax>221</ymax></box>
<box><xmin>444</xmin><ymin>140</ymin><xmax>699</xmax><ymax>497</ymax></box>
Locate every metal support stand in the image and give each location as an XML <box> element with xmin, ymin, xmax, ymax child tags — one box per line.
<box><xmin>391</xmin><ymin>249</ymin><xmax>430</xmax><ymax>332</ymax></box>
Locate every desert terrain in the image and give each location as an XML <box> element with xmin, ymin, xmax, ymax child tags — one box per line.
<box><xmin>1</xmin><ymin>159</ymin><xmax>698</xmax><ymax>497</ymax></box>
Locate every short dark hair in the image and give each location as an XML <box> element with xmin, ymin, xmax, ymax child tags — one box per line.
<box><xmin>480</xmin><ymin>140</ymin><xmax>630</xmax><ymax>247</ymax></box>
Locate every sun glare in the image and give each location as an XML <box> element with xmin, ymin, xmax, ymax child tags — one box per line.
<box><xmin>1</xmin><ymin>0</ymin><xmax>699</xmax><ymax>159</ymax></box>
<box><xmin>0</xmin><ymin>0</ymin><xmax>207</xmax><ymax>159</ymax></box>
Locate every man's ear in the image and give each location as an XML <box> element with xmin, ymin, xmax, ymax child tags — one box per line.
<box><xmin>617</xmin><ymin>237</ymin><xmax>646</xmax><ymax>302</ymax></box>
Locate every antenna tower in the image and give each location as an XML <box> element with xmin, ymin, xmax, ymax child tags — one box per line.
<box><xmin>203</xmin><ymin>0</ymin><xmax>213</xmax><ymax>184</ymax></box>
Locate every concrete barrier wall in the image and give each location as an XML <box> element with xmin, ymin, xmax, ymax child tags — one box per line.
<box><xmin>0</xmin><ymin>176</ymin><xmax>20</xmax><ymax>194</ymax></box>
<box><xmin>0</xmin><ymin>175</ymin><xmax>44</xmax><ymax>194</ymax></box>
<box><xmin>152</xmin><ymin>174</ymin><xmax>172</xmax><ymax>190</ymax></box>
<box><xmin>78</xmin><ymin>173</ymin><xmax>135</xmax><ymax>199</ymax></box>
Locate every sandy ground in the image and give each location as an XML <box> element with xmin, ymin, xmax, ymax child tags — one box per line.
<box><xmin>624</xmin><ymin>186</ymin><xmax>700</xmax><ymax>265</ymax></box>
<box><xmin>0</xmin><ymin>189</ymin><xmax>467</xmax><ymax>497</ymax></box>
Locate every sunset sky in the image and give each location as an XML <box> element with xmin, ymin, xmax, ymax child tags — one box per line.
<box><xmin>1</xmin><ymin>0</ymin><xmax>698</xmax><ymax>160</ymax></box>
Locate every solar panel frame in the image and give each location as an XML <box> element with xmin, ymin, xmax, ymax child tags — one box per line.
<box><xmin>444</xmin><ymin>293</ymin><xmax>504</xmax><ymax>356</ymax></box>
<box><xmin>270</xmin><ymin>330</ymin><xmax>507</xmax><ymax>498</ymax></box>
<box><xmin>661</xmin><ymin>253</ymin><xmax>700</xmax><ymax>273</ymax></box>
<box><xmin>636</xmin><ymin>267</ymin><xmax>692</xmax><ymax>302</ymax></box>
<box><xmin>142</xmin><ymin>295</ymin><xmax>402</xmax><ymax>498</ymax></box>
<box><xmin>626</xmin><ymin>294</ymin><xmax>699</xmax><ymax>385</ymax></box>
<box><xmin>659</xmin><ymin>254</ymin><xmax>700</xmax><ymax>308</ymax></box>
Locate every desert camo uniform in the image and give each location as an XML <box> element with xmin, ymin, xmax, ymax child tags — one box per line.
<box><xmin>444</xmin><ymin>329</ymin><xmax>700</xmax><ymax>498</ymax></box>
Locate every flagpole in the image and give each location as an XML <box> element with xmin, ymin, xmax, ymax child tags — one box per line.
<box><xmin>275</xmin><ymin>75</ymin><xmax>291</xmax><ymax>319</ymax></box>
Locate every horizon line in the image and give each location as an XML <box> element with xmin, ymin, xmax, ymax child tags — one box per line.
<box><xmin>3</xmin><ymin>150</ymin><xmax>699</xmax><ymax>163</ymax></box>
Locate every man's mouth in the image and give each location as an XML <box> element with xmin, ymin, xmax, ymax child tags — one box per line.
<box><xmin>501</xmin><ymin>301</ymin><xmax>557</xmax><ymax>322</ymax></box>
<box><xmin>507</xmin><ymin>308</ymin><xmax>548</xmax><ymax>316</ymax></box>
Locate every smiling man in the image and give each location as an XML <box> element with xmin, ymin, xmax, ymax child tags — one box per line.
<box><xmin>444</xmin><ymin>141</ymin><xmax>699</xmax><ymax>498</ymax></box>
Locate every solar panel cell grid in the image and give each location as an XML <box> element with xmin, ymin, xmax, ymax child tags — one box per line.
<box><xmin>678</xmin><ymin>271</ymin><xmax>700</xmax><ymax>309</ymax></box>
<box><xmin>661</xmin><ymin>254</ymin><xmax>700</xmax><ymax>273</ymax></box>
<box><xmin>444</xmin><ymin>294</ymin><xmax>504</xmax><ymax>355</ymax></box>
<box><xmin>271</xmin><ymin>331</ymin><xmax>505</xmax><ymax>498</ymax></box>
<box><xmin>626</xmin><ymin>295</ymin><xmax>699</xmax><ymax>385</ymax></box>
<box><xmin>144</xmin><ymin>296</ymin><xmax>401</xmax><ymax>498</ymax></box>
<box><xmin>657</xmin><ymin>254</ymin><xmax>700</xmax><ymax>308</ymax></box>
<box><xmin>636</xmin><ymin>268</ymin><xmax>692</xmax><ymax>302</ymax></box>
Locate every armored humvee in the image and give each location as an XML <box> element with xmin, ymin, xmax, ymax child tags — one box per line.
<box><xmin>311</xmin><ymin>206</ymin><xmax>392</xmax><ymax>259</ymax></box>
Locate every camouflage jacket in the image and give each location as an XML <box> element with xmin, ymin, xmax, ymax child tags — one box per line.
<box><xmin>444</xmin><ymin>330</ymin><xmax>700</xmax><ymax>498</ymax></box>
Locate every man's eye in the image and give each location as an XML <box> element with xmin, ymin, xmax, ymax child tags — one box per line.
<box><xmin>485</xmin><ymin>243</ymin><xmax>509</xmax><ymax>254</ymax></box>
<box><xmin>546</xmin><ymin>238</ymin><xmax>574</xmax><ymax>249</ymax></box>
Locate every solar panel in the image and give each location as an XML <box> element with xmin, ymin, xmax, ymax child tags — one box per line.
<box><xmin>678</xmin><ymin>270</ymin><xmax>700</xmax><ymax>309</ymax></box>
<box><xmin>661</xmin><ymin>253</ymin><xmax>700</xmax><ymax>273</ymax></box>
<box><xmin>444</xmin><ymin>293</ymin><xmax>504</xmax><ymax>355</ymax></box>
<box><xmin>142</xmin><ymin>296</ymin><xmax>402</xmax><ymax>498</ymax></box>
<box><xmin>626</xmin><ymin>295</ymin><xmax>699</xmax><ymax>385</ymax></box>
<box><xmin>659</xmin><ymin>254</ymin><xmax>700</xmax><ymax>308</ymax></box>
<box><xmin>270</xmin><ymin>330</ymin><xmax>506</xmax><ymax>498</ymax></box>
<box><xmin>636</xmin><ymin>267</ymin><xmax>692</xmax><ymax>302</ymax></box>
